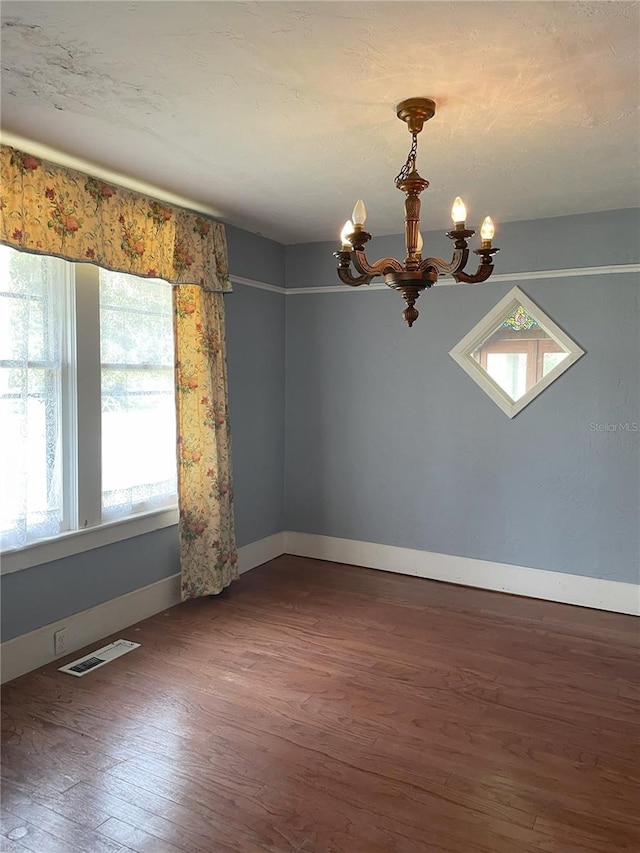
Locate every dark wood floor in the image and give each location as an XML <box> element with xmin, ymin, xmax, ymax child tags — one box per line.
<box><xmin>1</xmin><ymin>555</ymin><xmax>639</xmax><ymax>853</ymax></box>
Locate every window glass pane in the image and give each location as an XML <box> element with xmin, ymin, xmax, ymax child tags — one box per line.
<box><xmin>486</xmin><ymin>352</ymin><xmax>528</xmax><ymax>401</ymax></box>
<box><xmin>0</xmin><ymin>245</ymin><xmax>66</xmax><ymax>549</ymax></box>
<box><xmin>543</xmin><ymin>351</ymin><xmax>568</xmax><ymax>375</ymax></box>
<box><xmin>99</xmin><ymin>270</ymin><xmax>177</xmax><ymax>517</ymax></box>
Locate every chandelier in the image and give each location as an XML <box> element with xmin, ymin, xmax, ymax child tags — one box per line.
<box><xmin>334</xmin><ymin>98</ymin><xmax>499</xmax><ymax>327</ymax></box>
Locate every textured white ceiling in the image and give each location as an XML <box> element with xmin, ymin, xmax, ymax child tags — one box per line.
<box><xmin>1</xmin><ymin>1</ymin><xmax>639</xmax><ymax>244</ymax></box>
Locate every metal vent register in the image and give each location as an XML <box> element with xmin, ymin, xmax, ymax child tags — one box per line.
<box><xmin>59</xmin><ymin>639</ymin><xmax>140</xmax><ymax>676</ymax></box>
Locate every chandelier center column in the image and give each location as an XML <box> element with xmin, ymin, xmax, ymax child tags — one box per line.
<box><xmin>397</xmin><ymin>170</ymin><xmax>430</xmax><ymax>269</ymax></box>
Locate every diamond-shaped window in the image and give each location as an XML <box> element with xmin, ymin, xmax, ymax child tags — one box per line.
<box><xmin>449</xmin><ymin>286</ymin><xmax>584</xmax><ymax>418</ymax></box>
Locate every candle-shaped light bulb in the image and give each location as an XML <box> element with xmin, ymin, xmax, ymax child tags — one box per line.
<box><xmin>451</xmin><ymin>196</ymin><xmax>467</xmax><ymax>226</ymax></box>
<box><xmin>480</xmin><ymin>216</ymin><xmax>495</xmax><ymax>242</ymax></box>
<box><xmin>352</xmin><ymin>199</ymin><xmax>367</xmax><ymax>227</ymax></box>
<box><xmin>416</xmin><ymin>231</ymin><xmax>423</xmax><ymax>254</ymax></box>
<box><xmin>340</xmin><ymin>220</ymin><xmax>354</xmax><ymax>249</ymax></box>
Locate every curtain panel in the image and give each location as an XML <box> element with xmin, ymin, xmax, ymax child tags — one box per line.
<box><xmin>174</xmin><ymin>286</ymin><xmax>238</xmax><ymax>598</ymax></box>
<box><xmin>0</xmin><ymin>144</ymin><xmax>238</xmax><ymax>601</ymax></box>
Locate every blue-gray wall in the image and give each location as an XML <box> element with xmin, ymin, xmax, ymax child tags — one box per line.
<box><xmin>285</xmin><ymin>210</ymin><xmax>640</xmax><ymax>583</ymax></box>
<box><xmin>225</xmin><ymin>225</ymin><xmax>286</xmax><ymax>546</ymax></box>
<box><xmin>2</xmin><ymin>209</ymin><xmax>638</xmax><ymax>644</ymax></box>
<box><xmin>285</xmin><ymin>209</ymin><xmax>640</xmax><ymax>287</ymax></box>
<box><xmin>1</xmin><ymin>224</ymin><xmax>286</xmax><ymax>642</ymax></box>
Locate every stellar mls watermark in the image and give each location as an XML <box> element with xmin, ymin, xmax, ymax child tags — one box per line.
<box><xmin>589</xmin><ymin>422</ymin><xmax>639</xmax><ymax>433</ymax></box>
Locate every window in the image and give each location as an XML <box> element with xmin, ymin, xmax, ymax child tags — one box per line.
<box><xmin>0</xmin><ymin>249</ymin><xmax>68</xmax><ymax>549</ymax></box>
<box><xmin>449</xmin><ymin>286</ymin><xmax>585</xmax><ymax>418</ymax></box>
<box><xmin>0</xmin><ymin>245</ymin><xmax>177</xmax><ymax>556</ymax></box>
<box><xmin>472</xmin><ymin>329</ymin><xmax>568</xmax><ymax>402</ymax></box>
<box><xmin>100</xmin><ymin>269</ymin><xmax>177</xmax><ymax>518</ymax></box>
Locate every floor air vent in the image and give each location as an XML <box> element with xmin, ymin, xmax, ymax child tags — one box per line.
<box><xmin>59</xmin><ymin>639</ymin><xmax>140</xmax><ymax>677</ymax></box>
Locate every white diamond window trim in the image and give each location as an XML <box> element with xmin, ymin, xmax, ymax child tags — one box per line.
<box><xmin>449</xmin><ymin>286</ymin><xmax>585</xmax><ymax>418</ymax></box>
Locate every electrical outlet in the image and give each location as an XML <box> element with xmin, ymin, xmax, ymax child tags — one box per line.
<box><xmin>54</xmin><ymin>628</ymin><xmax>68</xmax><ymax>656</ymax></box>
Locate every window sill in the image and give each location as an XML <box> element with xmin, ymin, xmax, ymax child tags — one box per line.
<box><xmin>0</xmin><ymin>506</ymin><xmax>179</xmax><ymax>575</ymax></box>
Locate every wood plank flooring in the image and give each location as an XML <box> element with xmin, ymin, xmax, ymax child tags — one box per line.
<box><xmin>1</xmin><ymin>555</ymin><xmax>639</xmax><ymax>852</ymax></box>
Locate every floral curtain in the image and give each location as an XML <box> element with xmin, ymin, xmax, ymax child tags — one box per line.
<box><xmin>174</xmin><ymin>287</ymin><xmax>238</xmax><ymax>597</ymax></box>
<box><xmin>0</xmin><ymin>144</ymin><xmax>238</xmax><ymax>601</ymax></box>
<box><xmin>0</xmin><ymin>146</ymin><xmax>231</xmax><ymax>292</ymax></box>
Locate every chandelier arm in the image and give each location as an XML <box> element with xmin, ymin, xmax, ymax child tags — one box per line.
<box><xmin>336</xmin><ymin>267</ymin><xmax>374</xmax><ymax>287</ymax></box>
<box><xmin>453</xmin><ymin>260</ymin><xmax>496</xmax><ymax>284</ymax></box>
<box><xmin>419</xmin><ymin>248</ymin><xmax>468</xmax><ymax>276</ymax></box>
<box><xmin>352</xmin><ymin>250</ymin><xmax>404</xmax><ymax>277</ymax></box>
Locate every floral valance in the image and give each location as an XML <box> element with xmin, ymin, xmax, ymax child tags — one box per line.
<box><xmin>0</xmin><ymin>145</ymin><xmax>231</xmax><ymax>292</ymax></box>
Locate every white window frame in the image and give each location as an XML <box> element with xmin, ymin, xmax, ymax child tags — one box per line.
<box><xmin>449</xmin><ymin>286</ymin><xmax>585</xmax><ymax>418</ymax></box>
<box><xmin>0</xmin><ymin>256</ymin><xmax>178</xmax><ymax>576</ymax></box>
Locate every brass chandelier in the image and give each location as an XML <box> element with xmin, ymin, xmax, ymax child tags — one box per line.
<box><xmin>334</xmin><ymin>97</ymin><xmax>499</xmax><ymax>327</ymax></box>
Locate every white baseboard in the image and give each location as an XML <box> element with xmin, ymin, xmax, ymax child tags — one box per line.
<box><xmin>0</xmin><ymin>532</ymin><xmax>285</xmax><ymax>684</ymax></box>
<box><xmin>238</xmin><ymin>531</ymin><xmax>285</xmax><ymax>574</ymax></box>
<box><xmin>0</xmin><ymin>573</ymin><xmax>182</xmax><ymax>685</ymax></box>
<box><xmin>3</xmin><ymin>530</ymin><xmax>636</xmax><ymax>684</ymax></box>
<box><xmin>284</xmin><ymin>531</ymin><xmax>640</xmax><ymax>617</ymax></box>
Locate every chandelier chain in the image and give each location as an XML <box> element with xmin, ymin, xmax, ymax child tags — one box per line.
<box><xmin>394</xmin><ymin>132</ymin><xmax>418</xmax><ymax>184</ymax></box>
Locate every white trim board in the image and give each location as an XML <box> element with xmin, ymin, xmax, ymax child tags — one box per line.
<box><xmin>1</xmin><ymin>507</ymin><xmax>180</xmax><ymax>576</ymax></box>
<box><xmin>0</xmin><ymin>573</ymin><xmax>180</xmax><ymax>685</ymax></box>
<box><xmin>3</xmin><ymin>528</ymin><xmax>636</xmax><ymax>684</ymax></box>
<box><xmin>230</xmin><ymin>274</ymin><xmax>286</xmax><ymax>294</ymax></box>
<box><xmin>230</xmin><ymin>264</ymin><xmax>639</xmax><ymax>296</ymax></box>
<box><xmin>1</xmin><ymin>131</ymin><xmax>224</xmax><ymax>221</ymax></box>
<box><xmin>284</xmin><ymin>264</ymin><xmax>640</xmax><ymax>294</ymax></box>
<box><xmin>237</xmin><ymin>531</ymin><xmax>285</xmax><ymax>575</ymax></box>
<box><xmin>0</xmin><ymin>532</ymin><xmax>285</xmax><ymax>684</ymax></box>
<box><xmin>284</xmin><ymin>532</ymin><xmax>640</xmax><ymax>617</ymax></box>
